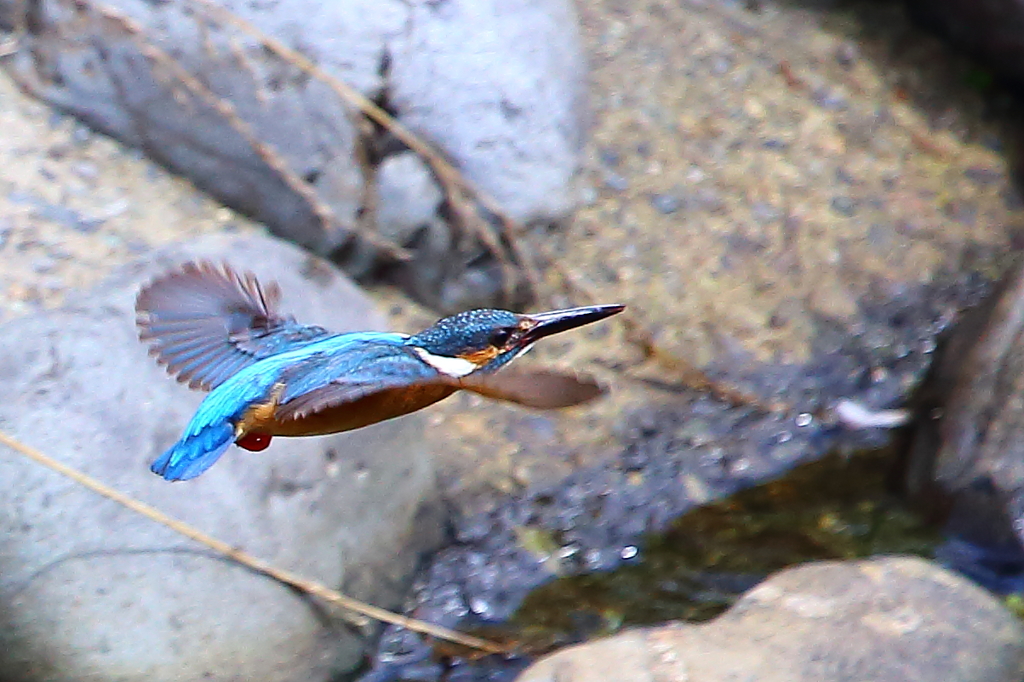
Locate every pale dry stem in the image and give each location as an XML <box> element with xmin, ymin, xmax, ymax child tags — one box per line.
<box><xmin>0</xmin><ymin>428</ymin><xmax>506</xmax><ymax>655</ymax></box>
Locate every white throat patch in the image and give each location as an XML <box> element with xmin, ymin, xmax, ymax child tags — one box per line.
<box><xmin>413</xmin><ymin>347</ymin><xmax>478</xmax><ymax>377</ymax></box>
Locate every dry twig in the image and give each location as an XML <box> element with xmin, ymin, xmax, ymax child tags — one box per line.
<box><xmin>181</xmin><ymin>0</ymin><xmax>539</xmax><ymax>300</ymax></box>
<box><xmin>0</xmin><ymin>428</ymin><xmax>505</xmax><ymax>655</ymax></box>
<box><xmin>73</xmin><ymin>0</ymin><xmax>410</xmax><ymax>259</ymax></box>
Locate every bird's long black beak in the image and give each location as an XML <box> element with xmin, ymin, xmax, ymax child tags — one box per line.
<box><xmin>521</xmin><ymin>304</ymin><xmax>625</xmax><ymax>344</ymax></box>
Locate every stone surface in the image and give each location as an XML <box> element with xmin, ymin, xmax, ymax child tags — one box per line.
<box><xmin>516</xmin><ymin>557</ymin><xmax>1024</xmax><ymax>682</ymax></box>
<box><xmin>388</xmin><ymin>0</ymin><xmax>587</xmax><ymax>225</ymax></box>
<box><xmin>0</xmin><ymin>67</ymin><xmax>243</xmax><ymax>323</ymax></box>
<box><xmin>907</xmin><ymin>261</ymin><xmax>1024</xmax><ymax>574</ymax></box>
<box><xmin>0</xmin><ymin>232</ymin><xmax>442</xmax><ymax>681</ymax></box>
<box><xmin>372</xmin><ymin>5</ymin><xmax>1024</xmax><ymax>674</ymax></box>
<box><xmin>374</xmin><ymin>152</ymin><xmax>445</xmax><ymax>246</ymax></box>
<box><xmin>0</xmin><ymin>0</ymin><xmax>587</xmax><ymax>305</ymax></box>
<box><xmin>565</xmin><ymin>0</ymin><xmax>1021</xmax><ymax>379</ymax></box>
<box><xmin>4</xmin><ymin>3</ymin><xmax>1024</xmax><ymax>679</ymax></box>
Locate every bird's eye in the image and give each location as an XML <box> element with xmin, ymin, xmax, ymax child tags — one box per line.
<box><xmin>490</xmin><ymin>328</ymin><xmax>514</xmax><ymax>347</ymax></box>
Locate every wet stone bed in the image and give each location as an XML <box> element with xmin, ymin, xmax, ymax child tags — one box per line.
<box><xmin>363</xmin><ymin>423</ymin><xmax>965</xmax><ymax>681</ymax></box>
<box><xmin>0</xmin><ymin>0</ymin><xmax>1022</xmax><ymax>678</ymax></box>
<box><xmin>512</xmin><ymin>443</ymin><xmax>941</xmax><ymax>645</ymax></box>
<box><xmin>355</xmin><ymin>0</ymin><xmax>1024</xmax><ymax>676</ymax></box>
<box><xmin>359</xmin><ymin>277</ymin><xmax>997</xmax><ymax>682</ymax></box>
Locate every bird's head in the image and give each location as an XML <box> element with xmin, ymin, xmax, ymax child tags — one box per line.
<box><xmin>406</xmin><ymin>304</ymin><xmax>625</xmax><ymax>377</ymax></box>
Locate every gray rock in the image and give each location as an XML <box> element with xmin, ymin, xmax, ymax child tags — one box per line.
<box><xmin>388</xmin><ymin>0</ymin><xmax>587</xmax><ymax>225</ymax></box>
<box><xmin>3</xmin><ymin>0</ymin><xmax>387</xmax><ymax>253</ymax></box>
<box><xmin>0</xmin><ymin>233</ymin><xmax>442</xmax><ymax>681</ymax></box>
<box><xmin>517</xmin><ymin>557</ymin><xmax>1024</xmax><ymax>682</ymax></box>
<box><xmin>375</xmin><ymin>152</ymin><xmax>445</xmax><ymax>243</ymax></box>
<box><xmin>905</xmin><ymin>261</ymin><xmax>1024</xmax><ymax>557</ymax></box>
<box><xmin>1</xmin><ymin>0</ymin><xmax>587</xmax><ymax>303</ymax></box>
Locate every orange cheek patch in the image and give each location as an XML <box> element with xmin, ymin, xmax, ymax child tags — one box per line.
<box><xmin>460</xmin><ymin>347</ymin><xmax>500</xmax><ymax>366</ymax></box>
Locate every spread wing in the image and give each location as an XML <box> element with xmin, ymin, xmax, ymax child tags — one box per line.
<box><xmin>136</xmin><ymin>261</ymin><xmax>332</xmax><ymax>390</ymax></box>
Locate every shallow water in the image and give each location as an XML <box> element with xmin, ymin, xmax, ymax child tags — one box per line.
<box><xmin>511</xmin><ymin>445</ymin><xmax>941</xmax><ymax>648</ymax></box>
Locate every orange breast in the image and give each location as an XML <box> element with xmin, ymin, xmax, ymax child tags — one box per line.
<box><xmin>255</xmin><ymin>384</ymin><xmax>459</xmax><ymax>437</ymax></box>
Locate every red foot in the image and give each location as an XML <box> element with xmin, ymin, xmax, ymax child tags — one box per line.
<box><xmin>236</xmin><ymin>432</ymin><xmax>272</xmax><ymax>451</ymax></box>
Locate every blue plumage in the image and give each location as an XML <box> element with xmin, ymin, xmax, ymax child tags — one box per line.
<box><xmin>150</xmin><ymin>422</ymin><xmax>233</xmax><ymax>481</ymax></box>
<box><xmin>137</xmin><ymin>261</ymin><xmax>622</xmax><ymax>482</ymax></box>
<box><xmin>151</xmin><ymin>332</ymin><xmax>404</xmax><ymax>480</ymax></box>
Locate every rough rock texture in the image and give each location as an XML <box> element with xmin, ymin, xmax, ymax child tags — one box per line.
<box><xmin>387</xmin><ymin>0</ymin><xmax>587</xmax><ymax>225</ymax></box>
<box><xmin>0</xmin><ymin>68</ymin><xmax>245</xmax><ymax>323</ymax></box>
<box><xmin>370</xmin><ymin>4</ymin><xmax>1024</xmax><ymax>675</ymax></box>
<box><xmin>0</xmin><ymin>0</ymin><xmax>587</xmax><ymax>308</ymax></box>
<box><xmin>906</xmin><ymin>260</ymin><xmax>1024</xmax><ymax>568</ymax></box>
<box><xmin>908</xmin><ymin>0</ymin><xmax>1024</xmax><ymax>85</ymax></box>
<box><xmin>516</xmin><ymin>557</ymin><xmax>1024</xmax><ymax>682</ymax></box>
<box><xmin>4</xmin><ymin>3</ymin><xmax>1024</xmax><ymax>679</ymax></box>
<box><xmin>0</xmin><ymin>232</ymin><xmax>442</xmax><ymax>681</ymax></box>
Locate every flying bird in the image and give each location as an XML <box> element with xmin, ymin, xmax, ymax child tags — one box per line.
<box><xmin>136</xmin><ymin>261</ymin><xmax>624</xmax><ymax>481</ymax></box>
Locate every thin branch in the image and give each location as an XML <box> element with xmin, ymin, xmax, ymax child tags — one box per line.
<box><xmin>0</xmin><ymin>428</ymin><xmax>505</xmax><ymax>655</ymax></box>
<box><xmin>98</xmin><ymin>1</ymin><xmax>412</xmax><ymax>259</ymax></box>
<box><xmin>180</xmin><ymin>0</ymin><xmax>536</xmax><ymax>296</ymax></box>
<box><xmin>536</xmin><ymin>240</ymin><xmax>794</xmax><ymax>414</ymax></box>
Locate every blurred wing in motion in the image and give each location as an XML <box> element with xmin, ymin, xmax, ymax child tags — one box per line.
<box><xmin>458</xmin><ymin>368</ymin><xmax>606</xmax><ymax>408</ymax></box>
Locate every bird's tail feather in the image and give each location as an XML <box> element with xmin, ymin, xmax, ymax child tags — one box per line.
<box><xmin>151</xmin><ymin>422</ymin><xmax>234</xmax><ymax>481</ymax></box>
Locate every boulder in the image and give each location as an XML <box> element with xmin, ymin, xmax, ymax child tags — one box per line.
<box><xmin>517</xmin><ymin>557</ymin><xmax>1024</xmax><ymax>682</ymax></box>
<box><xmin>905</xmin><ymin>261</ymin><xmax>1024</xmax><ymax>583</ymax></box>
<box><xmin>0</xmin><ymin>0</ymin><xmax>587</xmax><ymax>308</ymax></box>
<box><xmin>0</xmin><ymin>233</ymin><xmax>442</xmax><ymax>681</ymax></box>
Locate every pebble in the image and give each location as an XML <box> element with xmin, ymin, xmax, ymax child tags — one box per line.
<box><xmin>944</xmin><ymin>200</ymin><xmax>978</xmax><ymax>226</ymax></box>
<box><xmin>72</xmin><ymin>161</ymin><xmax>99</xmax><ymax>181</ymax></box>
<box><xmin>604</xmin><ymin>172</ymin><xmax>629</xmax><ymax>192</ymax></box>
<box><xmin>650</xmin><ymin>192</ymin><xmax>683</xmax><ymax>214</ymax></box>
<box><xmin>831</xmin><ymin>196</ymin><xmax>857</xmax><ymax>216</ymax></box>
<box><xmin>71</xmin><ymin>123</ymin><xmax>92</xmax><ymax>146</ymax></box>
<box><xmin>32</xmin><ymin>256</ymin><xmax>56</xmax><ymax>274</ymax></box>
<box><xmin>598</xmin><ymin>148</ymin><xmax>620</xmax><ymax>168</ymax></box>
<box><xmin>834</xmin><ymin>167</ymin><xmax>855</xmax><ymax>184</ymax></box>
<box><xmin>750</xmin><ymin>201</ymin><xmax>781</xmax><ymax>224</ymax></box>
<box><xmin>813</xmin><ymin>87</ymin><xmax>848</xmax><ymax>111</ymax></box>
<box><xmin>74</xmin><ymin>217</ymin><xmax>104</xmax><ymax>234</ymax></box>
<box><xmin>835</xmin><ymin>42</ymin><xmax>859</xmax><ymax>67</ymax></box>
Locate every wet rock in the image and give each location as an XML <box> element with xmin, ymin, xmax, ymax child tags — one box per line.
<box><xmin>0</xmin><ymin>233</ymin><xmax>442</xmax><ymax>681</ymax></box>
<box><xmin>908</xmin><ymin>262</ymin><xmax>1024</xmax><ymax>490</ymax></box>
<box><xmin>517</xmin><ymin>557</ymin><xmax>1024</xmax><ymax>682</ymax></box>
<box><xmin>0</xmin><ymin>0</ymin><xmax>586</xmax><ymax>307</ymax></box>
<box><xmin>383</xmin><ymin>5</ymin><xmax>1024</xmax><ymax>623</ymax></box>
<box><xmin>907</xmin><ymin>0</ymin><xmax>1024</xmax><ymax>85</ymax></box>
<box><xmin>907</xmin><ymin>261</ymin><xmax>1024</xmax><ymax>568</ymax></box>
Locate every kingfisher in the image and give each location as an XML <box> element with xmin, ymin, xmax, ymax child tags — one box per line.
<box><xmin>136</xmin><ymin>261</ymin><xmax>624</xmax><ymax>481</ymax></box>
